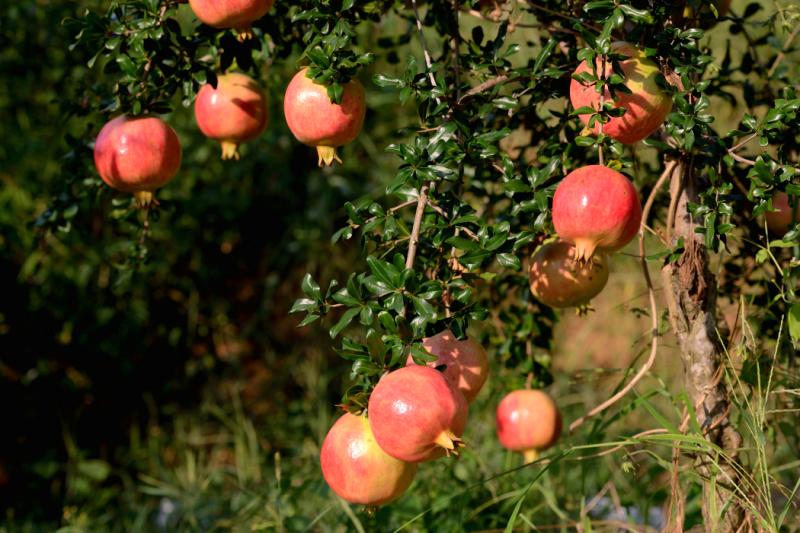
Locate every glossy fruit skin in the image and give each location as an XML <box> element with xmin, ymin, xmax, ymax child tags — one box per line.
<box><xmin>320</xmin><ymin>413</ymin><xmax>417</xmax><ymax>506</ymax></box>
<box><xmin>529</xmin><ymin>241</ymin><xmax>609</xmax><ymax>308</ymax></box>
<box><xmin>765</xmin><ymin>192</ymin><xmax>800</xmax><ymax>236</ymax></box>
<box><xmin>368</xmin><ymin>365</ymin><xmax>468</xmax><ymax>463</ymax></box>
<box><xmin>496</xmin><ymin>389</ymin><xmax>561</xmax><ymax>462</ymax></box>
<box><xmin>93</xmin><ymin>115</ymin><xmax>182</xmax><ymax>204</ymax></box>
<box><xmin>188</xmin><ymin>0</ymin><xmax>273</xmax><ymax>37</ymax></box>
<box><xmin>406</xmin><ymin>330</ymin><xmax>489</xmax><ymax>403</ymax></box>
<box><xmin>283</xmin><ymin>68</ymin><xmax>366</xmax><ymax>166</ymax></box>
<box><xmin>570</xmin><ymin>41</ymin><xmax>672</xmax><ymax>144</ymax></box>
<box><xmin>194</xmin><ymin>73</ymin><xmax>268</xmax><ymax>160</ymax></box>
<box><xmin>552</xmin><ymin>165</ymin><xmax>642</xmax><ymax>260</ymax></box>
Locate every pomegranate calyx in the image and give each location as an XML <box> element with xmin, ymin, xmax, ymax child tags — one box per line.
<box><xmin>220</xmin><ymin>140</ymin><xmax>241</xmax><ymax>161</ymax></box>
<box><xmin>434</xmin><ymin>430</ymin><xmax>465</xmax><ymax>457</ymax></box>
<box><xmin>572</xmin><ymin>238</ymin><xmax>597</xmax><ymax>262</ymax></box>
<box><xmin>522</xmin><ymin>449</ymin><xmax>540</xmax><ymax>464</ymax></box>
<box><xmin>133</xmin><ymin>190</ymin><xmax>158</xmax><ymax>209</ymax></box>
<box><xmin>235</xmin><ymin>25</ymin><xmax>255</xmax><ymax>41</ymax></box>
<box><xmin>317</xmin><ymin>145</ymin><xmax>343</xmax><ymax>167</ymax></box>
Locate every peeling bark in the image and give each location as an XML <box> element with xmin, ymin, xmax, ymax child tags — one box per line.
<box><xmin>661</xmin><ymin>165</ymin><xmax>745</xmax><ymax>532</ymax></box>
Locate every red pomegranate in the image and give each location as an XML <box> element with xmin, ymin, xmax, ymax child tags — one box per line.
<box><xmin>496</xmin><ymin>389</ymin><xmax>562</xmax><ymax>464</ymax></box>
<box><xmin>320</xmin><ymin>413</ymin><xmax>417</xmax><ymax>506</ymax></box>
<box><xmin>188</xmin><ymin>0</ymin><xmax>274</xmax><ymax>40</ymax></box>
<box><xmin>93</xmin><ymin>115</ymin><xmax>182</xmax><ymax>207</ymax></box>
<box><xmin>195</xmin><ymin>73</ymin><xmax>268</xmax><ymax>160</ymax></box>
<box><xmin>529</xmin><ymin>241</ymin><xmax>609</xmax><ymax>308</ymax></box>
<box><xmin>406</xmin><ymin>330</ymin><xmax>489</xmax><ymax>403</ymax></box>
<box><xmin>764</xmin><ymin>192</ymin><xmax>799</xmax><ymax>236</ymax></box>
<box><xmin>368</xmin><ymin>365</ymin><xmax>468</xmax><ymax>462</ymax></box>
<box><xmin>552</xmin><ymin>165</ymin><xmax>642</xmax><ymax>260</ymax></box>
<box><xmin>570</xmin><ymin>41</ymin><xmax>672</xmax><ymax>144</ymax></box>
<box><xmin>283</xmin><ymin>68</ymin><xmax>366</xmax><ymax>166</ymax></box>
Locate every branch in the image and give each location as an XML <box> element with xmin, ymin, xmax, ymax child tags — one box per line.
<box><xmin>767</xmin><ymin>25</ymin><xmax>800</xmax><ymax>78</ymax></box>
<box><xmin>569</xmin><ymin>160</ymin><xmax>677</xmax><ymax>432</ymax></box>
<box><xmin>405</xmin><ymin>183</ymin><xmax>430</xmax><ymax>269</ymax></box>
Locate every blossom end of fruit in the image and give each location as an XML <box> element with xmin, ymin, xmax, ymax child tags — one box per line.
<box><xmin>522</xmin><ymin>449</ymin><xmax>540</xmax><ymax>464</ymax></box>
<box><xmin>220</xmin><ymin>141</ymin><xmax>241</xmax><ymax>161</ymax></box>
<box><xmin>434</xmin><ymin>430</ymin><xmax>465</xmax><ymax>457</ymax></box>
<box><xmin>133</xmin><ymin>190</ymin><xmax>157</xmax><ymax>209</ymax></box>
<box><xmin>317</xmin><ymin>146</ymin><xmax>342</xmax><ymax>167</ymax></box>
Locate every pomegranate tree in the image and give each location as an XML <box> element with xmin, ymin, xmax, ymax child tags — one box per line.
<box><xmin>406</xmin><ymin>330</ymin><xmax>489</xmax><ymax>403</ymax></box>
<box><xmin>194</xmin><ymin>73</ymin><xmax>268</xmax><ymax>160</ymax></box>
<box><xmin>765</xmin><ymin>192</ymin><xmax>799</xmax><ymax>236</ymax></box>
<box><xmin>187</xmin><ymin>0</ymin><xmax>274</xmax><ymax>40</ymax></box>
<box><xmin>93</xmin><ymin>115</ymin><xmax>182</xmax><ymax>207</ymax></box>
<box><xmin>283</xmin><ymin>68</ymin><xmax>366</xmax><ymax>166</ymax></box>
<box><xmin>496</xmin><ymin>389</ymin><xmax>562</xmax><ymax>464</ymax></box>
<box><xmin>529</xmin><ymin>241</ymin><xmax>609</xmax><ymax>308</ymax></box>
<box><xmin>570</xmin><ymin>41</ymin><xmax>672</xmax><ymax>144</ymax></box>
<box><xmin>320</xmin><ymin>413</ymin><xmax>417</xmax><ymax>506</ymax></box>
<box><xmin>368</xmin><ymin>365</ymin><xmax>468</xmax><ymax>462</ymax></box>
<box><xmin>552</xmin><ymin>165</ymin><xmax>642</xmax><ymax>260</ymax></box>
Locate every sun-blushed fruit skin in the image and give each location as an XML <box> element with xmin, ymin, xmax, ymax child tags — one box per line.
<box><xmin>552</xmin><ymin>165</ymin><xmax>642</xmax><ymax>260</ymax></box>
<box><xmin>496</xmin><ymin>389</ymin><xmax>561</xmax><ymax>462</ymax></box>
<box><xmin>570</xmin><ymin>41</ymin><xmax>672</xmax><ymax>144</ymax></box>
<box><xmin>529</xmin><ymin>241</ymin><xmax>609</xmax><ymax>308</ymax></box>
<box><xmin>188</xmin><ymin>0</ymin><xmax>273</xmax><ymax>35</ymax></box>
<box><xmin>368</xmin><ymin>365</ymin><xmax>468</xmax><ymax>463</ymax></box>
<box><xmin>93</xmin><ymin>115</ymin><xmax>182</xmax><ymax>200</ymax></box>
<box><xmin>765</xmin><ymin>192</ymin><xmax>800</xmax><ymax>236</ymax></box>
<box><xmin>194</xmin><ymin>73</ymin><xmax>268</xmax><ymax>160</ymax></box>
<box><xmin>283</xmin><ymin>68</ymin><xmax>366</xmax><ymax>166</ymax></box>
<box><xmin>405</xmin><ymin>330</ymin><xmax>489</xmax><ymax>403</ymax></box>
<box><xmin>320</xmin><ymin>413</ymin><xmax>417</xmax><ymax>506</ymax></box>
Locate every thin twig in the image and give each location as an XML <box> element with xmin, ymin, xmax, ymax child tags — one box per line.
<box><xmin>569</xmin><ymin>161</ymin><xmax>677</xmax><ymax>432</ymax></box>
<box><xmin>406</xmin><ymin>183</ymin><xmax>430</xmax><ymax>269</ymax></box>
<box><xmin>767</xmin><ymin>25</ymin><xmax>800</xmax><ymax>78</ymax></box>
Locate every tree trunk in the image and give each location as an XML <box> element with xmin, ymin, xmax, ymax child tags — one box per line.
<box><xmin>661</xmin><ymin>163</ymin><xmax>746</xmax><ymax>532</ymax></box>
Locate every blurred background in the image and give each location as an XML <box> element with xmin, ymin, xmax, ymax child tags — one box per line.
<box><xmin>1</xmin><ymin>1</ymin><xmax>797</xmax><ymax>531</ymax></box>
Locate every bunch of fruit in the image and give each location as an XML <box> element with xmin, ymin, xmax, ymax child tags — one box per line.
<box><xmin>93</xmin><ymin>1</ymin><xmax>366</xmax><ymax>207</ymax></box>
<box><xmin>320</xmin><ymin>330</ymin><xmax>562</xmax><ymax>507</ymax></box>
<box><xmin>529</xmin><ymin>41</ymin><xmax>664</xmax><ymax>312</ymax></box>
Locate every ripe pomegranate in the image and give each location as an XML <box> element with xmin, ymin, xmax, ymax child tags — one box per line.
<box><xmin>765</xmin><ymin>192</ymin><xmax>800</xmax><ymax>236</ymax></box>
<box><xmin>570</xmin><ymin>41</ymin><xmax>672</xmax><ymax>144</ymax></box>
<box><xmin>188</xmin><ymin>0</ymin><xmax>274</xmax><ymax>40</ymax></box>
<box><xmin>368</xmin><ymin>365</ymin><xmax>468</xmax><ymax>462</ymax></box>
<box><xmin>195</xmin><ymin>73</ymin><xmax>268</xmax><ymax>160</ymax></box>
<box><xmin>496</xmin><ymin>389</ymin><xmax>562</xmax><ymax>464</ymax></box>
<box><xmin>552</xmin><ymin>165</ymin><xmax>642</xmax><ymax>260</ymax></box>
<box><xmin>93</xmin><ymin>115</ymin><xmax>182</xmax><ymax>207</ymax></box>
<box><xmin>283</xmin><ymin>68</ymin><xmax>366</xmax><ymax>166</ymax></box>
<box><xmin>320</xmin><ymin>413</ymin><xmax>417</xmax><ymax>506</ymax></box>
<box><xmin>529</xmin><ymin>241</ymin><xmax>609</xmax><ymax>308</ymax></box>
<box><xmin>405</xmin><ymin>330</ymin><xmax>489</xmax><ymax>403</ymax></box>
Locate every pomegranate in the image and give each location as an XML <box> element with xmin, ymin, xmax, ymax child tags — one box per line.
<box><xmin>320</xmin><ymin>413</ymin><xmax>417</xmax><ymax>506</ymax></box>
<box><xmin>529</xmin><ymin>241</ymin><xmax>609</xmax><ymax>308</ymax></box>
<box><xmin>570</xmin><ymin>41</ymin><xmax>672</xmax><ymax>144</ymax></box>
<box><xmin>283</xmin><ymin>68</ymin><xmax>366</xmax><ymax>166</ymax></box>
<box><xmin>188</xmin><ymin>0</ymin><xmax>274</xmax><ymax>40</ymax></box>
<box><xmin>406</xmin><ymin>330</ymin><xmax>489</xmax><ymax>403</ymax></box>
<box><xmin>496</xmin><ymin>389</ymin><xmax>562</xmax><ymax>464</ymax></box>
<box><xmin>93</xmin><ymin>115</ymin><xmax>182</xmax><ymax>207</ymax></box>
<box><xmin>195</xmin><ymin>73</ymin><xmax>268</xmax><ymax>160</ymax></box>
<box><xmin>765</xmin><ymin>192</ymin><xmax>800</xmax><ymax>236</ymax></box>
<box><xmin>368</xmin><ymin>365</ymin><xmax>468</xmax><ymax>462</ymax></box>
<box><xmin>552</xmin><ymin>165</ymin><xmax>642</xmax><ymax>260</ymax></box>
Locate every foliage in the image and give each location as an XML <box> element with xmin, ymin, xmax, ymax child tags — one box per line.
<box><xmin>1</xmin><ymin>0</ymin><xmax>800</xmax><ymax>531</ymax></box>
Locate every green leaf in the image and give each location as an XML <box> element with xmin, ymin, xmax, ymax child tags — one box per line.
<box><xmin>788</xmin><ymin>304</ymin><xmax>800</xmax><ymax>344</ymax></box>
<box><xmin>330</xmin><ymin>307</ymin><xmax>360</xmax><ymax>338</ymax></box>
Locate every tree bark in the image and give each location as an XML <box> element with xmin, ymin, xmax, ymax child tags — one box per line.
<box><xmin>661</xmin><ymin>162</ymin><xmax>746</xmax><ymax>532</ymax></box>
